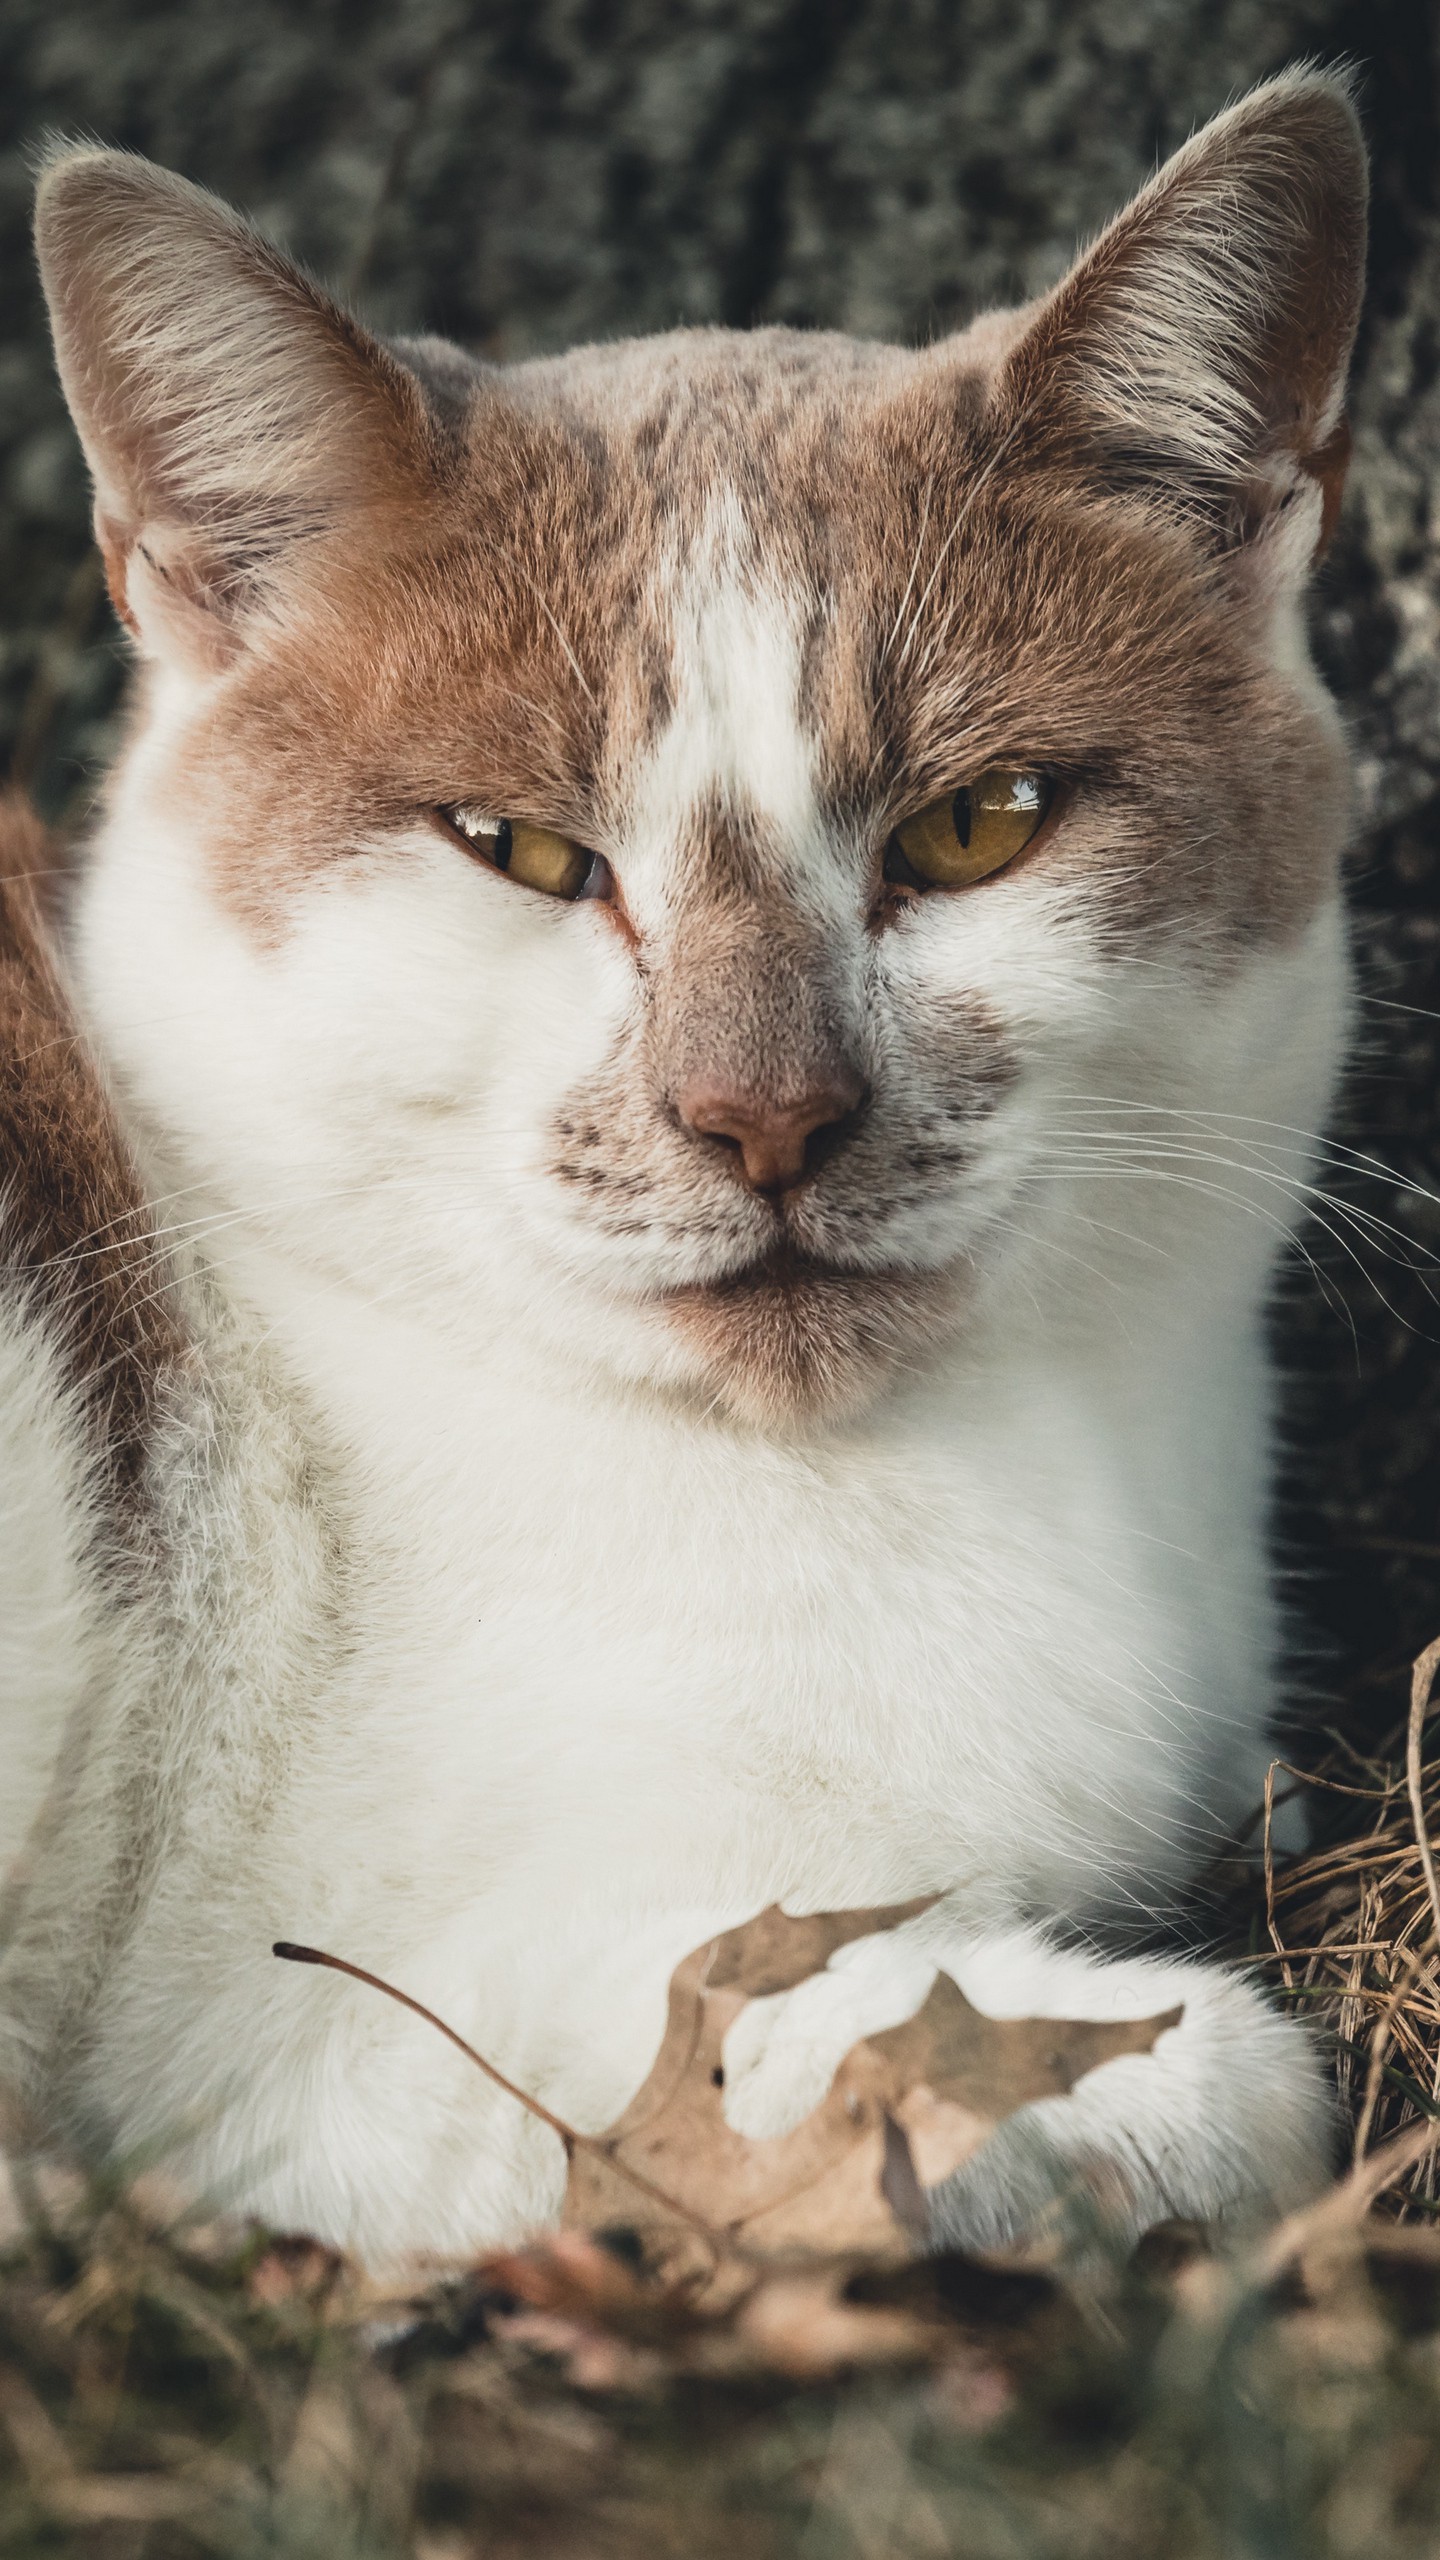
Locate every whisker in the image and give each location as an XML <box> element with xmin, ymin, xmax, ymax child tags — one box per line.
<box><xmin>1038</xmin><ymin>1134</ymin><xmax>1440</xmax><ymax>1280</ymax></box>
<box><xmin>1027</xmin><ymin>1152</ymin><xmax>1415</xmax><ymax>1341</ymax></box>
<box><xmin>876</xmin><ymin>471</ymin><xmax>935</xmax><ymax>673</ymax></box>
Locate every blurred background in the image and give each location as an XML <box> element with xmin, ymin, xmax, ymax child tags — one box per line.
<box><xmin>2</xmin><ymin>0</ymin><xmax>1437</xmax><ymax>1741</ymax></box>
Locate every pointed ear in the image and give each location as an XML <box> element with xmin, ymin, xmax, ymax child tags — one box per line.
<box><xmin>34</xmin><ymin>148</ymin><xmax>434</xmax><ymax>672</ymax></box>
<box><xmin>993</xmin><ymin>70</ymin><xmax>1367</xmax><ymax>582</ymax></box>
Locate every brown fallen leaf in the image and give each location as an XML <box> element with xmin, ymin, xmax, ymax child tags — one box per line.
<box><xmin>474</xmin><ymin>2232</ymin><xmax>687</xmax><ymax>2390</ymax></box>
<box><xmin>467</xmin><ymin>2225</ymin><xmax>1100</xmax><ymax>2390</ymax></box>
<box><xmin>471</xmin><ymin>2233</ymin><xmax>955</xmax><ymax>2384</ymax></box>
<box><xmin>480</xmin><ymin>2230</ymin><xmax>697</xmax><ymax>2345</ymax></box>
<box><xmin>276</xmin><ymin>1903</ymin><xmax>1181</xmax><ymax>2319</ymax></box>
<box><xmin>563</xmin><ymin>1899</ymin><xmax>1181</xmax><ymax>2287</ymax></box>
<box><xmin>724</xmin><ymin>2266</ymin><xmax>948</xmax><ymax>2379</ymax></box>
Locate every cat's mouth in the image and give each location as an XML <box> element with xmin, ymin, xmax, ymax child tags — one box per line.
<box><xmin>655</xmin><ymin>1243</ymin><xmax>961</xmax><ymax>1427</ymax></box>
<box><xmin>659</xmin><ymin>1239</ymin><xmax>891</xmax><ymax>1306</ymax></box>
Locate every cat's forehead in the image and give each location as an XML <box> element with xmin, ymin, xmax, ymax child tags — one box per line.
<box><xmin>405</xmin><ymin>323</ymin><xmax>1193</xmax><ymax>829</ymax></box>
<box><xmin>206</xmin><ymin>331</ymin><xmax>960</xmax><ymax>899</ymax></box>
<box><xmin>220</xmin><ymin>310</ymin><xmax>1252</xmax><ymax>924</ymax></box>
<box><xmin>495</xmin><ymin>324</ymin><xmax>975</xmax><ymax>456</ymax></box>
<box><xmin>433</xmin><ymin>321</ymin><xmax>1013</xmax><ymax>618</ymax></box>
<box><xmin>397</xmin><ymin>322</ymin><xmax>1057</xmax><ymax>820</ymax></box>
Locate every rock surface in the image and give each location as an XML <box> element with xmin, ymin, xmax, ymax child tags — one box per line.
<box><xmin>2</xmin><ymin>0</ymin><xmax>1437</xmax><ymax>1722</ymax></box>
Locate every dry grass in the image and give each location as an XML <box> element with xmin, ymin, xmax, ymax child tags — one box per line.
<box><xmin>1263</xmin><ymin>1636</ymin><xmax>1440</xmax><ymax>2210</ymax></box>
<box><xmin>9</xmin><ymin>2132</ymin><xmax>1440</xmax><ymax>2560</ymax></box>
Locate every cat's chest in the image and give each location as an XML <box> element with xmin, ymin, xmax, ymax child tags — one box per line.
<box><xmin>341</xmin><ymin>1417</ymin><xmax>981</xmax><ymax>1799</ymax></box>
<box><xmin>318</xmin><ymin>1505</ymin><xmax>995</xmax><ymax>1919</ymax></box>
<box><xmin>277</xmin><ymin>1323</ymin><xmax>1198</xmax><ymax>1911</ymax></box>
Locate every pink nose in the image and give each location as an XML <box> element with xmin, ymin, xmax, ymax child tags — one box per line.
<box><xmin>678</xmin><ymin>1075</ymin><xmax>864</xmax><ymax>1195</ymax></box>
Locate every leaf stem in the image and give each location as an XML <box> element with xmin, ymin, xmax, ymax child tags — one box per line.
<box><xmin>272</xmin><ymin>1941</ymin><xmax>722</xmax><ymax>2249</ymax></box>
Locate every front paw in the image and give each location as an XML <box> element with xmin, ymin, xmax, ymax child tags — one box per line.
<box><xmin>931</xmin><ymin>1994</ymin><xmax>1334</xmax><ymax>2257</ymax></box>
<box><xmin>721</xmin><ymin>1929</ymin><xmax>938</xmax><ymax>2140</ymax></box>
<box><xmin>932</xmin><ymin>2109</ymin><xmax>1151</xmax><ymax>2257</ymax></box>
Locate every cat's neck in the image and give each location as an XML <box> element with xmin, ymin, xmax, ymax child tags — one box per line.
<box><xmin>190</xmin><ymin>1204</ymin><xmax>1239</xmax><ymax>1562</ymax></box>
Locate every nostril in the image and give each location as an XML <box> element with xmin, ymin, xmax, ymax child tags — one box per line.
<box><xmin>799</xmin><ymin>1108</ymin><xmax>856</xmax><ymax>1181</ymax></box>
<box><xmin>678</xmin><ymin>1075</ymin><xmax>865</xmax><ymax>1196</ymax></box>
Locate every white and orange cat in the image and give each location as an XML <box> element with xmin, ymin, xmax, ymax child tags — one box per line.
<box><xmin>0</xmin><ymin>71</ymin><xmax>1366</xmax><ymax>2264</ymax></box>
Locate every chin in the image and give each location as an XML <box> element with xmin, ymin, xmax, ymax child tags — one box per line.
<box><xmin>657</xmin><ymin>1247</ymin><xmax>965</xmax><ymax>1430</ymax></box>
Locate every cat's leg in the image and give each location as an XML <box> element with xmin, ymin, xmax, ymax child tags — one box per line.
<box><xmin>721</xmin><ymin>1916</ymin><xmax>1333</xmax><ymax>2248</ymax></box>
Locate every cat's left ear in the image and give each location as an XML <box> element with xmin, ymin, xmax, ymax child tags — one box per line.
<box><xmin>992</xmin><ymin>68</ymin><xmax>1367</xmax><ymax>586</ymax></box>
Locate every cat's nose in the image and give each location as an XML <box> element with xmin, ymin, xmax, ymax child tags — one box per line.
<box><xmin>678</xmin><ymin>1074</ymin><xmax>865</xmax><ymax>1196</ymax></box>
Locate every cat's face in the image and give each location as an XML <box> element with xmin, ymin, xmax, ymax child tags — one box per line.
<box><xmin>40</xmin><ymin>75</ymin><xmax>1366</xmax><ymax>1424</ymax></box>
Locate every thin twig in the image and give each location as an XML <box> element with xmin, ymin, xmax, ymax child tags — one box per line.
<box><xmin>1349</xmin><ymin>2113</ymin><xmax>1440</xmax><ymax>2214</ymax></box>
<box><xmin>1341</xmin><ymin>1536</ymin><xmax>1440</xmax><ymax>1561</ymax></box>
<box><xmin>1262</xmin><ymin>2115</ymin><xmax>1440</xmax><ymax>2284</ymax></box>
<box><xmin>337</xmin><ymin>6</ymin><xmax>463</xmax><ymax>297</ymax></box>
<box><xmin>1264</xmin><ymin>1760</ymin><xmax>1293</xmax><ymax>1988</ymax></box>
<box><xmin>1353</xmin><ymin>1948</ymin><xmax>1429</xmax><ymax>2166</ymax></box>
<box><xmin>272</xmin><ymin>1942</ymin><xmax>722</xmax><ymax>2249</ymax></box>
<box><xmin>1407</xmin><ymin>1640</ymin><xmax>1440</xmax><ymax>1961</ymax></box>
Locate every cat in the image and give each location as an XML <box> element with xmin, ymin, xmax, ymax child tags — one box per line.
<box><xmin>0</xmin><ymin>68</ymin><xmax>1366</xmax><ymax>2267</ymax></box>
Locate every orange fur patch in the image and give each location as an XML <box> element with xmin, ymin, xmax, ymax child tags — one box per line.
<box><xmin>0</xmin><ymin>793</ymin><xmax>181</xmax><ymax>1487</ymax></box>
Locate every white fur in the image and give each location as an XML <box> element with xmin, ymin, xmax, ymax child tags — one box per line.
<box><xmin>626</xmin><ymin>504</ymin><xmax>824</xmax><ymax>899</ymax></box>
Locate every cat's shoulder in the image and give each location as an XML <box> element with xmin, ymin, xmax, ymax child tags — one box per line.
<box><xmin>0</xmin><ymin>791</ymin><xmax>180</xmax><ymax>1482</ymax></box>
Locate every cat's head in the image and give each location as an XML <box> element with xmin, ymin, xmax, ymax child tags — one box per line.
<box><xmin>36</xmin><ymin>71</ymin><xmax>1366</xmax><ymax>1427</ymax></box>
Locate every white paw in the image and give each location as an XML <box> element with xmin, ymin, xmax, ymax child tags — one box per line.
<box><xmin>722</xmin><ymin>1917</ymin><xmax>1334</xmax><ymax>2256</ymax></box>
<box><xmin>720</xmin><ymin>1928</ymin><xmax>938</xmax><ymax>2140</ymax></box>
<box><xmin>931</xmin><ymin>1966</ymin><xmax>1334</xmax><ymax>2253</ymax></box>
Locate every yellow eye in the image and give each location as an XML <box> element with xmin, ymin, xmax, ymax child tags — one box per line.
<box><xmin>505</xmin><ymin>821</ymin><xmax>594</xmax><ymax>899</ymax></box>
<box><xmin>887</xmin><ymin>767</ymin><xmax>1054</xmax><ymax>890</ymax></box>
<box><xmin>438</xmin><ymin>808</ymin><xmax>607</xmax><ymax>902</ymax></box>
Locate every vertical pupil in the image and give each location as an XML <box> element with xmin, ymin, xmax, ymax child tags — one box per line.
<box><xmin>952</xmin><ymin>787</ymin><xmax>972</xmax><ymax>849</ymax></box>
<box><xmin>491</xmin><ymin>819</ymin><xmax>513</xmax><ymax>871</ymax></box>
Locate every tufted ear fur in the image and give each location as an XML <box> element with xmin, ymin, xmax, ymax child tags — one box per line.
<box><xmin>34</xmin><ymin>147</ymin><xmax>435</xmax><ymax>671</ymax></box>
<box><xmin>993</xmin><ymin>69</ymin><xmax>1368</xmax><ymax>581</ymax></box>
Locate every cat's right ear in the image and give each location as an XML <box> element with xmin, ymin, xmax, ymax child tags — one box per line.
<box><xmin>34</xmin><ymin>148</ymin><xmax>434</xmax><ymax>674</ymax></box>
<box><xmin>990</xmin><ymin>69</ymin><xmax>1368</xmax><ymax>590</ymax></box>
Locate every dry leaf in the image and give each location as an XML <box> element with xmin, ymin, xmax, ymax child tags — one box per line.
<box><xmin>724</xmin><ymin>2265</ymin><xmax>948</xmax><ymax>2378</ymax></box>
<box><xmin>472</xmin><ymin>2233</ymin><xmax>954</xmax><ymax>2383</ymax></box>
<box><xmin>481</xmin><ymin>2231</ymin><xmax>694</xmax><ymax>2345</ymax></box>
<box><xmin>565</xmin><ymin>1898</ymin><xmax>1181</xmax><ymax>2284</ymax></box>
<box><xmin>275</xmin><ymin>1901</ymin><xmax>1181</xmax><ymax>2378</ymax></box>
